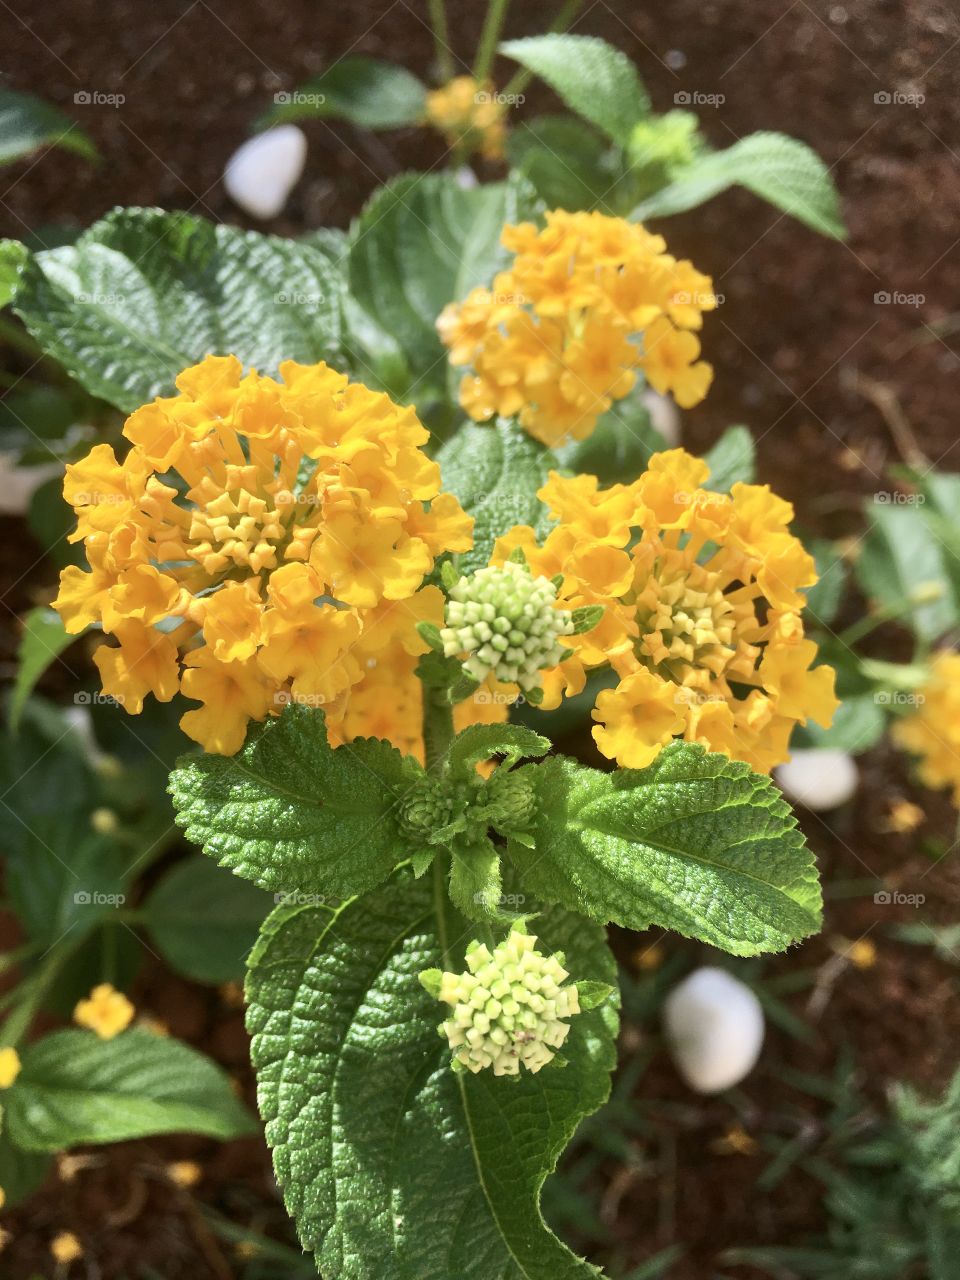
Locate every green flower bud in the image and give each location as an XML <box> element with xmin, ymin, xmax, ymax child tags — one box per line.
<box><xmin>400</xmin><ymin>775</ymin><xmax>456</xmax><ymax>838</ymax></box>
<box><xmin>440</xmin><ymin>562</ymin><xmax>574</xmax><ymax>693</ymax></box>
<box><xmin>430</xmin><ymin>930</ymin><xmax>581</xmax><ymax>1076</ymax></box>
<box><xmin>484</xmin><ymin>768</ymin><xmax>537</xmax><ymax>834</ymax></box>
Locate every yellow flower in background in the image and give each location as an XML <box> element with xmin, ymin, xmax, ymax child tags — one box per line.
<box><xmin>424</xmin><ymin>76</ymin><xmax>506</xmax><ymax>161</ymax></box>
<box><xmin>54</xmin><ymin>356</ymin><xmax>474</xmax><ymax>756</ymax></box>
<box><xmin>493</xmin><ymin>447</ymin><xmax>837</xmax><ymax>773</ymax></box>
<box><xmin>438</xmin><ymin>210</ymin><xmax>715</xmax><ymax>447</ymax></box>
<box><xmin>893</xmin><ymin>653</ymin><xmax>960</xmax><ymax>803</ymax></box>
<box><xmin>0</xmin><ymin>1047</ymin><xmax>21</xmax><ymax>1088</ymax></box>
<box><xmin>50</xmin><ymin>1232</ymin><xmax>84</xmax><ymax>1264</ymax></box>
<box><xmin>73</xmin><ymin>983</ymin><xmax>135</xmax><ymax>1039</ymax></box>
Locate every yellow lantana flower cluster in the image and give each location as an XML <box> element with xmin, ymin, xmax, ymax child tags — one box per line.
<box><xmin>493</xmin><ymin>448</ymin><xmax>838</xmax><ymax>773</ymax></box>
<box><xmin>437</xmin><ymin>210</ymin><xmax>716</xmax><ymax>448</ymax></box>
<box><xmin>892</xmin><ymin>653</ymin><xmax>960</xmax><ymax>804</ymax></box>
<box><xmin>54</xmin><ymin>356</ymin><xmax>475</xmax><ymax>756</ymax></box>
<box><xmin>424</xmin><ymin>76</ymin><xmax>507</xmax><ymax>162</ymax></box>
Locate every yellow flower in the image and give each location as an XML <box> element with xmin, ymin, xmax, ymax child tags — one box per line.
<box><xmin>167</xmin><ymin>1160</ymin><xmax>202</xmax><ymax>1188</ymax></box>
<box><xmin>54</xmin><ymin>357</ymin><xmax>473</xmax><ymax>755</ymax></box>
<box><xmin>885</xmin><ymin>799</ymin><xmax>924</xmax><ymax>833</ymax></box>
<box><xmin>439</xmin><ymin>210</ymin><xmax>715</xmax><ymax>446</ymax></box>
<box><xmin>73</xmin><ymin>983</ymin><xmax>135</xmax><ymax>1039</ymax></box>
<box><xmin>493</xmin><ymin>447</ymin><xmax>837</xmax><ymax>772</ymax></box>
<box><xmin>893</xmin><ymin>653</ymin><xmax>960</xmax><ymax>803</ymax></box>
<box><xmin>50</xmin><ymin>1232</ymin><xmax>84</xmax><ymax>1264</ymax></box>
<box><xmin>0</xmin><ymin>1047</ymin><xmax>21</xmax><ymax>1089</ymax></box>
<box><xmin>424</xmin><ymin>76</ymin><xmax>506</xmax><ymax>161</ymax></box>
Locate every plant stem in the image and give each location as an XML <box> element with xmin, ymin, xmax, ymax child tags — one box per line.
<box><xmin>423</xmin><ymin>689</ymin><xmax>456</xmax><ymax>773</ymax></box>
<box><xmin>428</xmin><ymin>0</ymin><xmax>454</xmax><ymax>81</ymax></box>
<box><xmin>473</xmin><ymin>0</ymin><xmax>511</xmax><ymax>84</ymax></box>
<box><xmin>502</xmin><ymin>0</ymin><xmax>585</xmax><ymax>96</ymax></box>
<box><xmin>859</xmin><ymin>657</ymin><xmax>930</xmax><ymax>691</ymax></box>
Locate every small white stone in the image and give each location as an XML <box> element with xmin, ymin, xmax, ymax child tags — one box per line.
<box><xmin>664</xmin><ymin>967</ymin><xmax>765</xmax><ymax>1094</ymax></box>
<box><xmin>224</xmin><ymin>126</ymin><xmax>307</xmax><ymax>220</ymax></box>
<box><xmin>642</xmin><ymin>388</ymin><xmax>681</xmax><ymax>446</ymax></box>
<box><xmin>775</xmin><ymin>747</ymin><xmax>859</xmax><ymax>811</ymax></box>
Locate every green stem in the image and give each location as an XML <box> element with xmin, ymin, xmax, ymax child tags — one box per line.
<box><xmin>859</xmin><ymin>657</ymin><xmax>930</xmax><ymax>691</ymax></box>
<box><xmin>502</xmin><ymin>0</ymin><xmax>585</xmax><ymax>96</ymax></box>
<box><xmin>473</xmin><ymin>0</ymin><xmax>511</xmax><ymax>83</ymax></box>
<box><xmin>428</xmin><ymin>0</ymin><xmax>455</xmax><ymax>81</ymax></box>
<box><xmin>423</xmin><ymin>689</ymin><xmax>456</xmax><ymax>772</ymax></box>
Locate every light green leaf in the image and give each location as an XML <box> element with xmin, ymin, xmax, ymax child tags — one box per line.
<box><xmin>9</xmin><ymin>207</ymin><xmax>342</xmax><ymax>413</ymax></box>
<box><xmin>632</xmin><ymin>132</ymin><xmax>846</xmax><ymax>239</ymax></box>
<box><xmin>506</xmin><ymin>116</ymin><xmax>623</xmax><ymax>213</ymax></box>
<box><xmin>261</xmin><ymin>57</ymin><xmax>428</xmax><ymax>130</ymax></box>
<box><xmin>703</xmin><ymin>425</ymin><xmax>756</xmax><ymax>492</ymax></box>
<box><xmin>447</xmin><ymin>722</ymin><xmax>550</xmax><ymax>777</ymax></box>
<box><xmin>141</xmin><ymin>856</ymin><xmax>272</xmax><ymax>984</ymax></box>
<box><xmin>169</xmin><ymin>705</ymin><xmax>412</xmax><ymax>901</ymax></box>
<box><xmin>5</xmin><ymin>1028</ymin><xmax>254</xmax><ymax>1152</ymax></box>
<box><xmin>449</xmin><ymin>840</ymin><xmax>503</xmax><ymax>921</ymax></box>
<box><xmin>347</xmin><ymin>171</ymin><xmax>537</xmax><ymax>393</ymax></box>
<box><xmin>513</xmin><ymin>742</ymin><xmax>822</xmax><ymax>956</ymax></box>
<box><xmin>437</xmin><ymin>419</ymin><xmax>555</xmax><ymax>574</ymax></box>
<box><xmin>793</xmin><ymin>692</ymin><xmax>884</xmax><ymax>754</ymax></box>
<box><xmin>856</xmin><ymin>501</ymin><xmax>959</xmax><ymax>645</ymax></box>
<box><xmin>9</xmin><ymin>607</ymin><xmax>77</xmax><ymax>730</ymax></box>
<box><xmin>554</xmin><ymin>389</ymin><xmax>666</xmax><ymax>484</ymax></box>
<box><xmin>500</xmin><ymin>35</ymin><xmax>650</xmax><ymax>146</ymax></box>
<box><xmin>805</xmin><ymin>537</ymin><xmax>848</xmax><ymax>627</ymax></box>
<box><xmin>0</xmin><ymin>238</ymin><xmax>28</xmax><ymax>308</ymax></box>
<box><xmin>245</xmin><ymin>870</ymin><xmax>617</xmax><ymax>1278</ymax></box>
<box><xmin>0</xmin><ymin>88</ymin><xmax>96</xmax><ymax>166</ymax></box>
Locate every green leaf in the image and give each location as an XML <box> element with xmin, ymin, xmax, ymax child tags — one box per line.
<box><xmin>804</xmin><ymin>537</ymin><xmax>848</xmax><ymax>627</ymax></box>
<box><xmin>141</xmin><ymin>856</ymin><xmax>272</xmax><ymax>984</ymax></box>
<box><xmin>0</xmin><ymin>238</ymin><xmax>28</xmax><ymax>308</ymax></box>
<box><xmin>245</xmin><ymin>870</ymin><xmax>618</xmax><ymax>1278</ymax></box>
<box><xmin>632</xmin><ymin>132</ymin><xmax>846</xmax><ymax>239</ymax></box>
<box><xmin>347</xmin><ymin>172</ymin><xmax>537</xmax><ymax>395</ymax></box>
<box><xmin>5</xmin><ymin>1028</ymin><xmax>254</xmax><ymax>1152</ymax></box>
<box><xmin>554</xmin><ymin>390</ymin><xmax>667</xmax><ymax>484</ymax></box>
<box><xmin>0</xmin><ymin>1128</ymin><xmax>50</xmax><ymax>1206</ymax></box>
<box><xmin>170</xmin><ymin>704</ymin><xmax>412</xmax><ymax>901</ymax></box>
<box><xmin>793</xmin><ymin>692</ymin><xmax>884</xmax><ymax>754</ymax></box>
<box><xmin>703</xmin><ymin>425</ymin><xmax>756</xmax><ymax>492</ymax></box>
<box><xmin>856</xmin><ymin>501</ymin><xmax>959</xmax><ymax>645</ymax></box>
<box><xmin>9</xmin><ymin>207</ymin><xmax>343</xmax><ymax>413</ymax></box>
<box><xmin>449</xmin><ymin>840</ymin><xmax>503</xmax><ymax>921</ymax></box>
<box><xmin>506</xmin><ymin>116</ymin><xmax>624</xmax><ymax>213</ymax></box>
<box><xmin>447</xmin><ymin>722</ymin><xmax>550</xmax><ymax>777</ymax></box>
<box><xmin>500</xmin><ymin>35</ymin><xmax>650</xmax><ymax>146</ymax></box>
<box><xmin>0</xmin><ymin>88</ymin><xmax>96</xmax><ymax>165</ymax></box>
<box><xmin>437</xmin><ymin>419</ymin><xmax>555</xmax><ymax>574</ymax></box>
<box><xmin>9</xmin><ymin>607</ymin><xmax>77</xmax><ymax>730</ymax></box>
<box><xmin>513</xmin><ymin>742</ymin><xmax>822</xmax><ymax>956</ymax></box>
<box><xmin>261</xmin><ymin>57</ymin><xmax>428</xmax><ymax>130</ymax></box>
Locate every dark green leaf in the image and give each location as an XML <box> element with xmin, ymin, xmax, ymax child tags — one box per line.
<box><xmin>170</xmin><ymin>705</ymin><xmax>412</xmax><ymax>901</ymax></box>
<box><xmin>246</xmin><ymin>870</ymin><xmax>617</xmax><ymax>1278</ymax></box>
<box><xmin>506</xmin><ymin>116</ymin><xmax>623</xmax><ymax>213</ymax></box>
<box><xmin>9</xmin><ymin>607</ymin><xmax>77</xmax><ymax>730</ymax></box>
<box><xmin>500</xmin><ymin>35</ymin><xmax>650</xmax><ymax>145</ymax></box>
<box><xmin>554</xmin><ymin>390</ymin><xmax>666</xmax><ymax>484</ymax></box>
<box><xmin>10</xmin><ymin>207</ymin><xmax>343</xmax><ymax>413</ymax></box>
<box><xmin>514</xmin><ymin>742</ymin><xmax>822</xmax><ymax>956</ymax></box>
<box><xmin>0</xmin><ymin>88</ymin><xmax>96</xmax><ymax>165</ymax></box>
<box><xmin>261</xmin><ymin>58</ymin><xmax>427</xmax><ymax>130</ymax></box>
<box><xmin>5</xmin><ymin>1028</ymin><xmax>254</xmax><ymax>1151</ymax></box>
<box><xmin>0</xmin><ymin>1129</ymin><xmax>50</xmax><ymax>1206</ymax></box>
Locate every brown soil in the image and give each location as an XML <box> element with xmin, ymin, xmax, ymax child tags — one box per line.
<box><xmin>2</xmin><ymin>0</ymin><xmax>959</xmax><ymax>1277</ymax></box>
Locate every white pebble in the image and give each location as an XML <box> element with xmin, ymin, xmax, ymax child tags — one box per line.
<box><xmin>642</xmin><ymin>388</ymin><xmax>681</xmax><ymax>446</ymax></box>
<box><xmin>224</xmin><ymin>126</ymin><xmax>307</xmax><ymax>220</ymax></box>
<box><xmin>775</xmin><ymin>748</ymin><xmax>859</xmax><ymax>811</ymax></box>
<box><xmin>664</xmin><ymin>967</ymin><xmax>765</xmax><ymax>1094</ymax></box>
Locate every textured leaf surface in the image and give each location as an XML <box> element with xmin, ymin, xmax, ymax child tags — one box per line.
<box><xmin>9</xmin><ymin>207</ymin><xmax>342</xmax><ymax>412</ymax></box>
<box><xmin>142</xmin><ymin>855</ymin><xmax>272</xmax><ymax>983</ymax></box>
<box><xmin>437</xmin><ymin>420</ymin><xmax>555</xmax><ymax>574</ymax></box>
<box><xmin>446</xmin><ymin>723</ymin><xmax>550</xmax><ymax>777</ymax></box>
<box><xmin>262</xmin><ymin>57</ymin><xmax>428</xmax><ymax>129</ymax></box>
<box><xmin>347</xmin><ymin>172</ymin><xmax>536</xmax><ymax>393</ymax></box>
<box><xmin>0</xmin><ymin>88</ymin><xmax>96</xmax><ymax>165</ymax></box>
<box><xmin>515</xmin><ymin>742</ymin><xmax>822</xmax><ymax>955</ymax></box>
<box><xmin>170</xmin><ymin>705</ymin><xmax>412</xmax><ymax>901</ymax></box>
<box><xmin>246</xmin><ymin>871</ymin><xmax>617</xmax><ymax>1279</ymax></box>
<box><xmin>632</xmin><ymin>132</ymin><xmax>846</xmax><ymax>238</ymax></box>
<box><xmin>500</xmin><ymin>36</ymin><xmax>650</xmax><ymax>145</ymax></box>
<box><xmin>6</xmin><ymin>1028</ymin><xmax>254</xmax><ymax>1151</ymax></box>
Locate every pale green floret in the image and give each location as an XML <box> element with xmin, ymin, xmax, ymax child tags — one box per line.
<box><xmin>434</xmin><ymin>930</ymin><xmax>581</xmax><ymax>1076</ymax></box>
<box><xmin>440</xmin><ymin>561</ymin><xmax>574</xmax><ymax>693</ymax></box>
